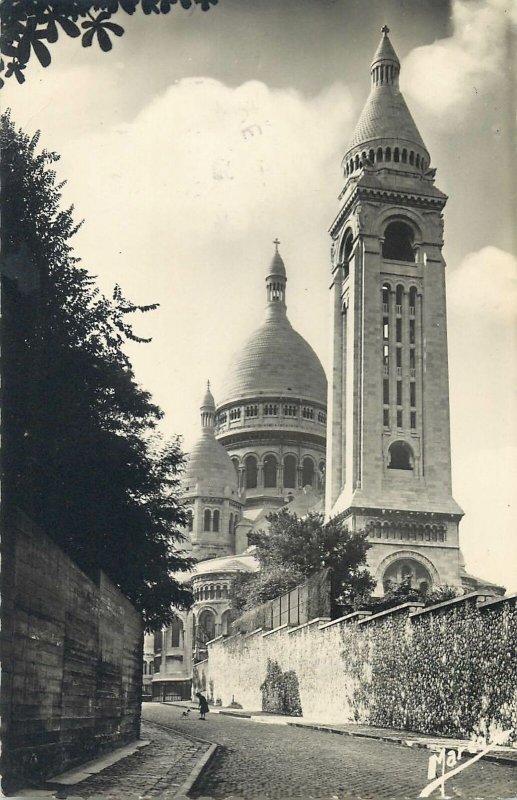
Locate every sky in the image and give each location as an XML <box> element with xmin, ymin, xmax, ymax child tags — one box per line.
<box><xmin>4</xmin><ymin>0</ymin><xmax>516</xmax><ymax>591</ymax></box>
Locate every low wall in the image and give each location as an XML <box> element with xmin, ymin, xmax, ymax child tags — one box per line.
<box><xmin>208</xmin><ymin>593</ymin><xmax>517</xmax><ymax>744</ymax></box>
<box><xmin>1</xmin><ymin>511</ymin><xmax>144</xmax><ymax>790</ymax></box>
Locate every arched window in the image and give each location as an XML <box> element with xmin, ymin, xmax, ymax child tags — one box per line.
<box><xmin>354</xmin><ymin>154</ymin><xmax>359</xmax><ymax>170</ymax></box>
<box><xmin>385</xmin><ymin>147</ymin><xmax>391</xmax><ymax>161</ymax></box>
<box><xmin>387</xmin><ymin>441</ymin><xmax>414</xmax><ymax>471</ymax></box>
<box><xmin>245</xmin><ymin>455</ymin><xmax>258</xmax><ymax>489</ymax></box>
<box><xmin>197</xmin><ymin>610</ymin><xmax>216</xmax><ymax>644</ymax></box>
<box><xmin>416</xmin><ymin>154</ymin><xmax>420</xmax><ymax>168</ymax></box>
<box><xmin>383</xmin><ymin>558</ymin><xmax>432</xmax><ymax>594</ymax></box>
<box><xmin>264</xmin><ymin>455</ymin><xmax>278</xmax><ymax>488</ymax></box>
<box><xmin>318</xmin><ymin>461</ymin><xmax>326</xmax><ymax>490</ymax></box>
<box><xmin>394</xmin><ymin>147</ymin><xmax>400</xmax><ymax>163</ymax></box>
<box><xmin>377</xmin><ymin>147</ymin><xmax>383</xmax><ymax>162</ymax></box>
<box><xmin>231</xmin><ymin>457</ymin><xmax>239</xmax><ymax>476</ymax></box>
<box><xmin>302</xmin><ymin>457</ymin><xmax>315</xmax><ymax>487</ymax></box>
<box><xmin>143</xmin><ymin>661</ymin><xmax>147</xmax><ymax>675</ymax></box>
<box><xmin>283</xmin><ymin>455</ymin><xmax>296</xmax><ymax>489</ymax></box>
<box><xmin>409</xmin><ymin>151</ymin><xmax>415</xmax><ymax>165</ymax></box>
<box><xmin>229</xmin><ymin>513</ymin><xmax>233</xmax><ymax>534</ymax></box>
<box><xmin>401</xmin><ymin>149</ymin><xmax>407</xmax><ymax>163</ymax></box>
<box><xmin>396</xmin><ymin>284</ymin><xmax>404</xmax><ymax>311</ymax></box>
<box><xmin>170</xmin><ymin>617</ymin><xmax>183</xmax><ymax>648</ymax></box>
<box><xmin>341</xmin><ymin>231</ymin><xmax>353</xmax><ymax>279</ymax></box>
<box><xmin>369</xmin><ymin>148</ymin><xmax>375</xmax><ymax>163</ymax></box>
<box><xmin>409</xmin><ymin>286</ymin><xmax>417</xmax><ymax>313</ymax></box>
<box><xmin>187</xmin><ymin>510</ymin><xmax>193</xmax><ymax>532</ymax></box>
<box><xmin>382</xmin><ymin>221</ymin><xmax>415</xmax><ymax>262</ymax></box>
<box><xmin>204</xmin><ymin>509</ymin><xmax>211</xmax><ymax>532</ymax></box>
<box><xmin>213</xmin><ymin>509</ymin><xmax>220</xmax><ymax>532</ymax></box>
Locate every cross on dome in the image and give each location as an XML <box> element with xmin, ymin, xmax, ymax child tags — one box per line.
<box><xmin>381</xmin><ymin>24</ymin><xmax>390</xmax><ymax>35</ymax></box>
<box><xmin>273</xmin><ymin>238</ymin><xmax>281</xmax><ymax>251</ymax></box>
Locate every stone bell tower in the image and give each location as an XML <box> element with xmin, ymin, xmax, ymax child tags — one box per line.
<box><xmin>326</xmin><ymin>27</ymin><xmax>463</xmax><ymax>593</ymax></box>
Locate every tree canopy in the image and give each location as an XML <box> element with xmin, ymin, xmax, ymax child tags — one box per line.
<box><xmin>231</xmin><ymin>510</ymin><xmax>376</xmax><ymax>614</ymax></box>
<box><xmin>0</xmin><ymin>0</ymin><xmax>217</xmax><ymax>86</ymax></box>
<box><xmin>1</xmin><ymin>111</ymin><xmax>194</xmax><ymax>630</ymax></box>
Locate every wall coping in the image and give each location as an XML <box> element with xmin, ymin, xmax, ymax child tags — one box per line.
<box><xmin>206</xmin><ymin>634</ymin><xmax>225</xmax><ymax>646</ymax></box>
<box><xmin>478</xmin><ymin>591</ymin><xmax>517</xmax><ymax>609</ymax></box>
<box><xmin>262</xmin><ymin>623</ymin><xmax>289</xmax><ymax>638</ymax></box>
<box><xmin>243</xmin><ymin>627</ymin><xmax>264</xmax><ymax>639</ymax></box>
<box><xmin>358</xmin><ymin>601</ymin><xmax>425</xmax><ymax>625</ymax></box>
<box><xmin>287</xmin><ymin>617</ymin><xmax>331</xmax><ymax>634</ymax></box>
<box><xmin>319</xmin><ymin>611</ymin><xmax>372</xmax><ymax>630</ymax></box>
<box><xmin>410</xmin><ymin>590</ymin><xmax>497</xmax><ymax>618</ymax></box>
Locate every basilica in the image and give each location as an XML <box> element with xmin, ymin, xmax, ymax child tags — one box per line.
<box><xmin>146</xmin><ymin>28</ymin><xmax>502</xmax><ymax>701</ymax></box>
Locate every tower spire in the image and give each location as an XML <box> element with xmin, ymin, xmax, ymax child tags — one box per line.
<box><xmin>265</xmin><ymin>239</ymin><xmax>287</xmax><ymax>316</ymax></box>
<box><xmin>370</xmin><ymin>25</ymin><xmax>400</xmax><ymax>88</ymax></box>
<box><xmin>200</xmin><ymin>380</ymin><xmax>215</xmax><ymax>431</ymax></box>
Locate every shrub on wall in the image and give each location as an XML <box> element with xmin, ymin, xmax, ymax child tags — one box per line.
<box><xmin>260</xmin><ymin>659</ymin><xmax>302</xmax><ymax>717</ymax></box>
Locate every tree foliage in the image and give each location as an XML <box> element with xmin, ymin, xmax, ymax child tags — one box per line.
<box><xmin>366</xmin><ymin>577</ymin><xmax>461</xmax><ymax>613</ymax></box>
<box><xmin>231</xmin><ymin>510</ymin><xmax>375</xmax><ymax>614</ymax></box>
<box><xmin>1</xmin><ymin>111</ymin><xmax>194</xmax><ymax>630</ymax></box>
<box><xmin>0</xmin><ymin>0</ymin><xmax>217</xmax><ymax>86</ymax></box>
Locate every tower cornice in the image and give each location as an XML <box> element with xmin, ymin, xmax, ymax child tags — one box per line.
<box><xmin>329</xmin><ymin>184</ymin><xmax>447</xmax><ymax>239</ymax></box>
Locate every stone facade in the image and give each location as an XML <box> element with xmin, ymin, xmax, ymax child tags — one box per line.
<box><xmin>1</xmin><ymin>510</ymin><xmax>143</xmax><ymax>792</ymax></box>
<box><xmin>326</xmin><ymin>28</ymin><xmax>463</xmax><ymax>592</ymax></box>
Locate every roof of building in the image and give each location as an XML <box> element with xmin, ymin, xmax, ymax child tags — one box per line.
<box><xmin>183</xmin><ymin>384</ymin><xmax>239</xmax><ymax>495</ymax></box>
<box><xmin>192</xmin><ymin>552</ymin><xmax>259</xmax><ymax>577</ymax></box>
<box><xmin>218</xmin><ymin>246</ymin><xmax>327</xmax><ymax>407</ymax></box>
<box><xmin>267</xmin><ymin>244</ymin><xmax>287</xmax><ymax>278</ymax></box>
<box><xmin>219</xmin><ymin>314</ymin><xmax>327</xmax><ymax>406</ymax></box>
<box><xmin>345</xmin><ymin>29</ymin><xmax>427</xmax><ymax>157</ymax></box>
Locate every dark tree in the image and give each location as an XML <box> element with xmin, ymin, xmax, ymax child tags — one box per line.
<box><xmin>1</xmin><ymin>111</ymin><xmax>194</xmax><ymax>630</ymax></box>
<box><xmin>0</xmin><ymin>0</ymin><xmax>218</xmax><ymax>86</ymax></box>
<box><xmin>232</xmin><ymin>510</ymin><xmax>375</xmax><ymax>613</ymax></box>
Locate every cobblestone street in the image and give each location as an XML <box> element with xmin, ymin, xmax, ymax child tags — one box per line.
<box><xmin>143</xmin><ymin>704</ymin><xmax>517</xmax><ymax>800</ymax></box>
<box><xmin>38</xmin><ymin>720</ymin><xmax>211</xmax><ymax>800</ymax></box>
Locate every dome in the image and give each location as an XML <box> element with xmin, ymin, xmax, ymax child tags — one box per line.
<box><xmin>192</xmin><ymin>553</ymin><xmax>259</xmax><ymax>577</ymax></box>
<box><xmin>183</xmin><ymin>431</ymin><xmax>238</xmax><ymax>495</ymax></box>
<box><xmin>219</xmin><ymin>242</ymin><xmax>326</xmax><ymax>407</ymax></box>
<box><xmin>183</xmin><ymin>384</ymin><xmax>239</xmax><ymax>495</ymax></box>
<box><xmin>218</xmin><ymin>311</ymin><xmax>327</xmax><ymax>406</ymax></box>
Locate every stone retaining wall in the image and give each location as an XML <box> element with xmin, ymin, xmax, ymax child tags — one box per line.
<box><xmin>208</xmin><ymin>592</ymin><xmax>517</xmax><ymax>744</ymax></box>
<box><xmin>1</xmin><ymin>510</ymin><xmax>144</xmax><ymax>790</ymax></box>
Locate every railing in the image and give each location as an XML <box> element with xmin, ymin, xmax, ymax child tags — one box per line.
<box><xmin>231</xmin><ymin>568</ymin><xmax>333</xmax><ymax>634</ymax></box>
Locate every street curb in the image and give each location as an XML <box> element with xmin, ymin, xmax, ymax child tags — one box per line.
<box><xmin>286</xmin><ymin>722</ymin><xmax>517</xmax><ymax>767</ymax></box>
<box><xmin>173</xmin><ymin>742</ymin><xmax>218</xmax><ymax>799</ymax></box>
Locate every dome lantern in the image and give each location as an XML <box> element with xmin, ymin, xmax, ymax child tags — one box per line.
<box><xmin>200</xmin><ymin>379</ymin><xmax>215</xmax><ymax>431</ymax></box>
<box><xmin>265</xmin><ymin>238</ymin><xmax>287</xmax><ymax>316</ymax></box>
<box><xmin>370</xmin><ymin>25</ymin><xmax>400</xmax><ymax>88</ymax></box>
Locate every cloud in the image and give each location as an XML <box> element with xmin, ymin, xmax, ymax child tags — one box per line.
<box><xmin>401</xmin><ymin>0</ymin><xmax>514</xmax><ymax>118</ymax></box>
<box><xmin>58</xmin><ymin>78</ymin><xmax>355</xmax><ymax>448</ymax></box>
<box><xmin>447</xmin><ymin>247</ymin><xmax>517</xmax><ymax>590</ymax></box>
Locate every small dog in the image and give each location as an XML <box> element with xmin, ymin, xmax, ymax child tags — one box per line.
<box><xmin>181</xmin><ymin>708</ymin><xmax>191</xmax><ymax>718</ymax></box>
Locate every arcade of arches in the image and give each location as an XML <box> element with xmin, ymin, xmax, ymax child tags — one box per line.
<box><xmin>233</xmin><ymin>454</ymin><xmax>325</xmax><ymax>491</ymax></box>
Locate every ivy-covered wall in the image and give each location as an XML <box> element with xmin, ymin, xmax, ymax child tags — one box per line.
<box><xmin>208</xmin><ymin>593</ymin><xmax>517</xmax><ymax>744</ymax></box>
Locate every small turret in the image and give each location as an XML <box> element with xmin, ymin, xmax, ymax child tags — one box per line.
<box><xmin>265</xmin><ymin>238</ymin><xmax>287</xmax><ymax>316</ymax></box>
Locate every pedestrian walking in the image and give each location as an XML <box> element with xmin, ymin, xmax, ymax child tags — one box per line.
<box><xmin>195</xmin><ymin>691</ymin><xmax>209</xmax><ymax>720</ymax></box>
